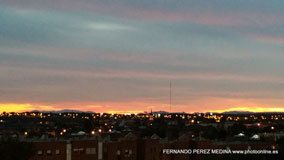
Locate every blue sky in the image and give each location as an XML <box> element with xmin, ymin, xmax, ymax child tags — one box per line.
<box><xmin>1</xmin><ymin>0</ymin><xmax>284</xmax><ymax>113</ymax></box>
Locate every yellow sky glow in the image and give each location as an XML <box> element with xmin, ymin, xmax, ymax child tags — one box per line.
<box><xmin>0</xmin><ymin>103</ymin><xmax>284</xmax><ymax>113</ymax></box>
<box><xmin>211</xmin><ymin>106</ymin><xmax>284</xmax><ymax>113</ymax></box>
<box><xmin>0</xmin><ymin>103</ymin><xmax>55</xmax><ymax>113</ymax></box>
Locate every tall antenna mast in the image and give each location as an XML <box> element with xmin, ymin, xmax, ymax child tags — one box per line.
<box><xmin>170</xmin><ymin>81</ymin><xmax>172</xmax><ymax>112</ymax></box>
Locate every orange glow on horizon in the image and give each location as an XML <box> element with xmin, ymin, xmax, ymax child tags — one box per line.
<box><xmin>0</xmin><ymin>103</ymin><xmax>284</xmax><ymax>113</ymax></box>
<box><xmin>0</xmin><ymin>103</ymin><xmax>56</xmax><ymax>113</ymax></box>
<box><xmin>210</xmin><ymin>106</ymin><xmax>284</xmax><ymax>113</ymax></box>
<box><xmin>106</xmin><ymin>110</ymin><xmax>144</xmax><ymax>115</ymax></box>
<box><xmin>0</xmin><ymin>103</ymin><xmax>36</xmax><ymax>113</ymax></box>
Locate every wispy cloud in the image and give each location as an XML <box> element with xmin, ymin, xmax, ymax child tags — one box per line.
<box><xmin>1</xmin><ymin>1</ymin><xmax>284</xmax><ymax>113</ymax></box>
<box><xmin>248</xmin><ymin>33</ymin><xmax>284</xmax><ymax>45</ymax></box>
<box><xmin>86</xmin><ymin>22</ymin><xmax>136</xmax><ymax>31</ymax></box>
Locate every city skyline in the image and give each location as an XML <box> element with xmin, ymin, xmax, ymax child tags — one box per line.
<box><xmin>1</xmin><ymin>1</ymin><xmax>284</xmax><ymax>113</ymax></box>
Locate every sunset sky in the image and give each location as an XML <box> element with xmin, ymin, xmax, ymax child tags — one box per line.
<box><xmin>1</xmin><ymin>0</ymin><xmax>284</xmax><ymax>113</ymax></box>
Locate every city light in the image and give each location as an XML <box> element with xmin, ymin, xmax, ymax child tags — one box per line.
<box><xmin>271</xmin><ymin>126</ymin><xmax>275</xmax><ymax>130</ymax></box>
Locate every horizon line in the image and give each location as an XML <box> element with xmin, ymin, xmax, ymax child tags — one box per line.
<box><xmin>2</xmin><ymin>109</ymin><xmax>284</xmax><ymax>115</ymax></box>
<box><xmin>1</xmin><ymin>103</ymin><xmax>284</xmax><ymax>114</ymax></box>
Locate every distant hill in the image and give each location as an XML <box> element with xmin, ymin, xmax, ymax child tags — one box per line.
<box><xmin>152</xmin><ymin>111</ymin><xmax>187</xmax><ymax>114</ymax></box>
<box><xmin>31</xmin><ymin>109</ymin><xmax>95</xmax><ymax>113</ymax></box>
<box><xmin>151</xmin><ymin>111</ymin><xmax>169</xmax><ymax>114</ymax></box>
